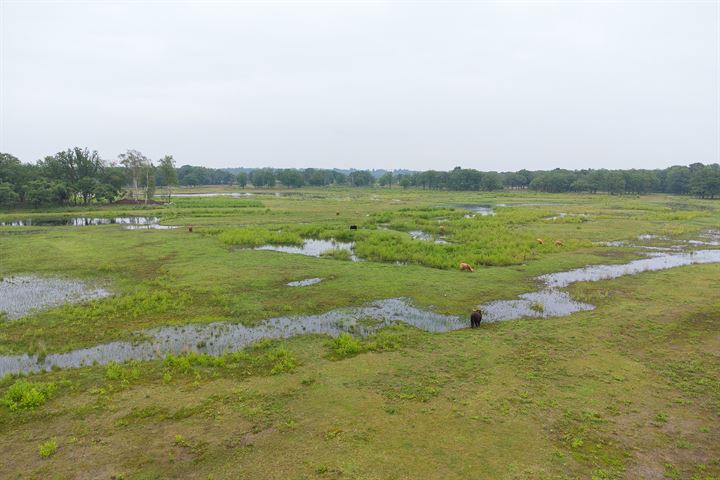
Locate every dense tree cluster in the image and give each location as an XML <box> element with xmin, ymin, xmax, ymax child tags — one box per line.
<box><xmin>396</xmin><ymin>167</ymin><xmax>504</xmax><ymax>191</ymax></box>
<box><xmin>1</xmin><ymin>147</ymin><xmax>719</xmax><ymax>208</ymax></box>
<box><xmin>0</xmin><ymin>149</ymin><xmax>126</xmax><ymax>207</ymax></box>
<box><xmin>176</xmin><ymin>165</ymin><xmax>235</xmax><ymax>186</ymax></box>
<box><xmin>254</xmin><ymin>168</ymin><xmax>349</xmax><ymax>188</ymax></box>
<box><xmin>0</xmin><ymin>148</ymin><xmax>181</xmax><ymax>207</ymax></box>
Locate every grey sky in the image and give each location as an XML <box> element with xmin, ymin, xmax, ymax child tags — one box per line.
<box><xmin>1</xmin><ymin>1</ymin><xmax>718</xmax><ymax>171</ymax></box>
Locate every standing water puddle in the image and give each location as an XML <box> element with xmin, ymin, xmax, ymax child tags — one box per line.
<box><xmin>2</xmin><ymin>249</ymin><xmax>720</xmax><ymax>376</ymax></box>
<box><xmin>408</xmin><ymin>231</ymin><xmax>451</xmax><ymax>244</ymax></box>
<box><xmin>255</xmin><ymin>239</ymin><xmax>359</xmax><ymax>261</ymax></box>
<box><xmin>158</xmin><ymin>193</ymin><xmax>256</xmax><ymax>197</ymax></box>
<box><xmin>287</xmin><ymin>278</ymin><xmax>323</xmax><ymax>287</ymax></box>
<box><xmin>456</xmin><ymin>205</ymin><xmax>495</xmax><ymax>218</ymax></box>
<box><xmin>0</xmin><ymin>276</ymin><xmax>110</xmax><ymax>320</ymax></box>
<box><xmin>0</xmin><ymin>217</ymin><xmax>175</xmax><ymax>229</ymax></box>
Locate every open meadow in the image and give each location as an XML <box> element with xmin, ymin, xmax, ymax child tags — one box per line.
<box><xmin>1</xmin><ymin>187</ymin><xmax>719</xmax><ymax>479</ymax></box>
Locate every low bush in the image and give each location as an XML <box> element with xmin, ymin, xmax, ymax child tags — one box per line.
<box><xmin>2</xmin><ymin>380</ymin><xmax>57</xmax><ymax>412</ymax></box>
<box><xmin>38</xmin><ymin>438</ymin><xmax>58</xmax><ymax>458</ymax></box>
<box><xmin>329</xmin><ymin>333</ymin><xmax>365</xmax><ymax>358</ymax></box>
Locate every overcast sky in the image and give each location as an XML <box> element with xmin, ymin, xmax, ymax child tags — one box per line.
<box><xmin>1</xmin><ymin>1</ymin><xmax>718</xmax><ymax>171</ymax></box>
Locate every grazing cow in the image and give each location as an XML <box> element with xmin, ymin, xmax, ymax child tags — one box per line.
<box><xmin>188</xmin><ymin>225</ymin><xmax>193</xmax><ymax>233</ymax></box>
<box><xmin>460</xmin><ymin>262</ymin><xmax>474</xmax><ymax>272</ymax></box>
<box><xmin>554</xmin><ymin>240</ymin><xmax>564</xmax><ymax>247</ymax></box>
<box><xmin>439</xmin><ymin>225</ymin><xmax>446</xmax><ymax>235</ymax></box>
<box><xmin>349</xmin><ymin>225</ymin><xmax>358</xmax><ymax>230</ymax></box>
<box><xmin>537</xmin><ymin>238</ymin><xmax>544</xmax><ymax>245</ymax></box>
<box><xmin>470</xmin><ymin>309</ymin><xmax>483</xmax><ymax>328</ymax></box>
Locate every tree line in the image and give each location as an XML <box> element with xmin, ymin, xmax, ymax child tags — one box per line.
<box><xmin>252</xmin><ymin>164</ymin><xmax>719</xmax><ymax>198</ymax></box>
<box><xmin>1</xmin><ymin>147</ymin><xmax>719</xmax><ymax>208</ymax></box>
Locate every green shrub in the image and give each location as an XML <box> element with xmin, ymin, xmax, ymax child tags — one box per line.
<box><xmin>330</xmin><ymin>333</ymin><xmax>365</xmax><ymax>358</ymax></box>
<box><xmin>265</xmin><ymin>347</ymin><xmax>298</xmax><ymax>374</ymax></box>
<box><xmin>105</xmin><ymin>362</ymin><xmax>140</xmax><ymax>383</ymax></box>
<box><xmin>2</xmin><ymin>380</ymin><xmax>57</xmax><ymax>412</ymax></box>
<box><xmin>38</xmin><ymin>438</ymin><xmax>58</xmax><ymax>458</ymax></box>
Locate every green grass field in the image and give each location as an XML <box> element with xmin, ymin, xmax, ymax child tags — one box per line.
<box><xmin>1</xmin><ymin>187</ymin><xmax>719</xmax><ymax>479</ymax></box>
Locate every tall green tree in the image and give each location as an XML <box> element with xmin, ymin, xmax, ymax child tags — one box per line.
<box><xmin>277</xmin><ymin>169</ymin><xmax>305</xmax><ymax>188</ymax></box>
<box><xmin>348</xmin><ymin>170</ymin><xmax>374</xmax><ymax>187</ymax></box>
<box><xmin>0</xmin><ymin>182</ymin><xmax>19</xmax><ymax>206</ymax></box>
<box><xmin>158</xmin><ymin>155</ymin><xmax>178</xmax><ymax>200</ymax></box>
<box><xmin>236</xmin><ymin>172</ymin><xmax>248</xmax><ymax>188</ymax></box>
<box><xmin>249</xmin><ymin>168</ymin><xmax>276</xmax><ymax>187</ymax></box>
<box><xmin>378</xmin><ymin>172</ymin><xmax>394</xmax><ymax>187</ymax></box>
<box><xmin>41</xmin><ymin>147</ymin><xmax>104</xmax><ymax>203</ymax></box>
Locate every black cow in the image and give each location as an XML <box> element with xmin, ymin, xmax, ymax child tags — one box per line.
<box><xmin>349</xmin><ymin>225</ymin><xmax>358</xmax><ymax>230</ymax></box>
<box><xmin>470</xmin><ymin>309</ymin><xmax>482</xmax><ymax>328</ymax></box>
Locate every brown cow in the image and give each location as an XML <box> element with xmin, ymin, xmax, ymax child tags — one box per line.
<box><xmin>439</xmin><ymin>225</ymin><xmax>446</xmax><ymax>235</ymax></box>
<box><xmin>188</xmin><ymin>225</ymin><xmax>193</xmax><ymax>233</ymax></box>
<box><xmin>460</xmin><ymin>263</ymin><xmax>474</xmax><ymax>272</ymax></box>
<box><xmin>554</xmin><ymin>240</ymin><xmax>564</xmax><ymax>247</ymax></box>
<box><xmin>537</xmin><ymin>238</ymin><xmax>544</xmax><ymax>245</ymax></box>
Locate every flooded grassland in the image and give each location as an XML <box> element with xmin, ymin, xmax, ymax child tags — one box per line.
<box><xmin>0</xmin><ymin>189</ymin><xmax>719</xmax><ymax>479</ymax></box>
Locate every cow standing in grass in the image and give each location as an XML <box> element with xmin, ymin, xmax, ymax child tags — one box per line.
<box><xmin>460</xmin><ymin>263</ymin><xmax>474</xmax><ymax>272</ymax></box>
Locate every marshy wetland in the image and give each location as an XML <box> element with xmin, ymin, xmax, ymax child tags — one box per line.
<box><xmin>1</xmin><ymin>188</ymin><xmax>719</xmax><ymax>479</ymax></box>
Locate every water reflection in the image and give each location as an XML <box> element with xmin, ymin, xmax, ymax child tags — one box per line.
<box><xmin>0</xmin><ymin>217</ymin><xmax>164</xmax><ymax>227</ymax></box>
<box><xmin>0</xmin><ymin>276</ymin><xmax>110</xmax><ymax>320</ymax></box>
<box><xmin>408</xmin><ymin>230</ymin><xmax>451</xmax><ymax>244</ymax></box>
<box><xmin>287</xmin><ymin>278</ymin><xmax>323</xmax><ymax>287</ymax></box>
<box><xmin>456</xmin><ymin>205</ymin><xmax>495</xmax><ymax>217</ymax></box>
<box><xmin>255</xmin><ymin>239</ymin><xmax>359</xmax><ymax>261</ymax></box>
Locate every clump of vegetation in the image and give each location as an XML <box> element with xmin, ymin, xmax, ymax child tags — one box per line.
<box><xmin>214</xmin><ymin>227</ymin><xmax>303</xmax><ymax>247</ymax></box>
<box><xmin>2</xmin><ymin>380</ymin><xmax>57</xmax><ymax>412</ymax></box>
<box><xmin>328</xmin><ymin>328</ymin><xmax>409</xmax><ymax>359</ymax></box>
<box><xmin>105</xmin><ymin>362</ymin><xmax>141</xmax><ymax>384</ymax></box>
<box><xmin>320</xmin><ymin>248</ymin><xmax>352</xmax><ymax>261</ymax></box>
<box><xmin>52</xmin><ymin>289</ymin><xmax>191</xmax><ymax>324</ymax></box>
<box><xmin>530</xmin><ymin>301</ymin><xmax>545</xmax><ymax>314</ymax></box>
<box><xmin>330</xmin><ymin>333</ymin><xmax>365</xmax><ymax>358</ymax></box>
<box><xmin>654</xmin><ymin>412</ymin><xmax>669</xmax><ymax>424</ymax></box>
<box><xmin>38</xmin><ymin>438</ymin><xmax>58</xmax><ymax>458</ymax></box>
<box><xmin>161</xmin><ymin>344</ymin><xmax>298</xmax><ymax>379</ymax></box>
<box><xmin>265</xmin><ymin>347</ymin><xmax>298</xmax><ymax>374</ymax></box>
<box><xmin>354</xmin><ymin>207</ymin><xmax>575</xmax><ymax>268</ymax></box>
